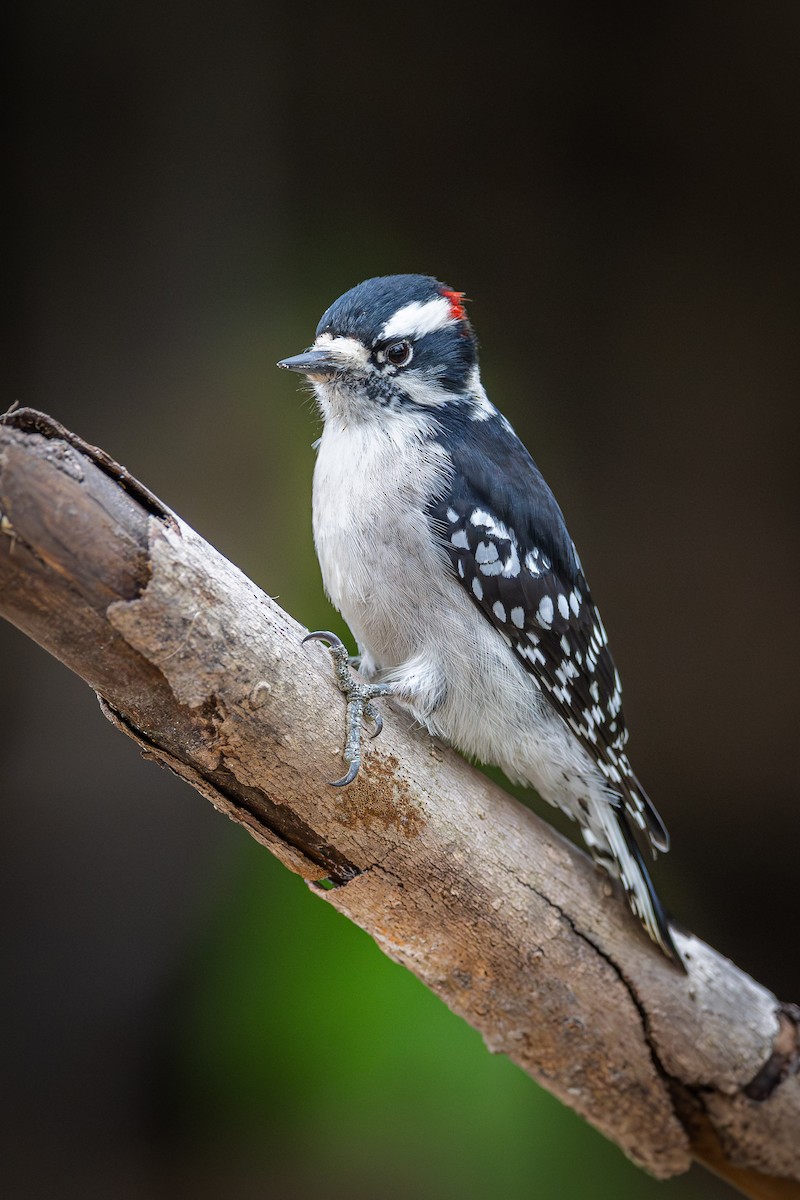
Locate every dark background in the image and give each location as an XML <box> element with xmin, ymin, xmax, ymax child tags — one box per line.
<box><xmin>4</xmin><ymin>3</ymin><xmax>798</xmax><ymax>1197</ymax></box>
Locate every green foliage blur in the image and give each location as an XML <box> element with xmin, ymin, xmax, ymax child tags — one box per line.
<box><xmin>165</xmin><ymin>842</ymin><xmax>723</xmax><ymax>1200</ymax></box>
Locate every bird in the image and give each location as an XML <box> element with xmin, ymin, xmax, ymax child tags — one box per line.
<box><xmin>277</xmin><ymin>274</ymin><xmax>681</xmax><ymax>964</ymax></box>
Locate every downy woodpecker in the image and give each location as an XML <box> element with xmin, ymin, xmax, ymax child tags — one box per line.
<box><xmin>278</xmin><ymin>274</ymin><xmax>680</xmax><ymax>963</ymax></box>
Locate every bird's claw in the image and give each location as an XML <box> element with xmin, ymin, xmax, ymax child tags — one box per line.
<box><xmin>303</xmin><ymin>630</ymin><xmax>392</xmax><ymax>786</ymax></box>
<box><xmin>302</xmin><ymin>631</ymin><xmax>345</xmax><ymax>647</ymax></box>
<box><xmin>364</xmin><ymin>701</ymin><xmax>383</xmax><ymax>738</ymax></box>
<box><xmin>330</xmin><ymin>759</ymin><xmax>361</xmax><ymax>788</ymax></box>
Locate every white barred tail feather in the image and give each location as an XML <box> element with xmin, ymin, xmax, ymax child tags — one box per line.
<box><xmin>583</xmin><ymin>803</ymin><xmax>682</xmax><ymax>965</ymax></box>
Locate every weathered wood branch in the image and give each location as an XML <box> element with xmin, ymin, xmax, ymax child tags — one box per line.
<box><xmin>0</xmin><ymin>408</ymin><xmax>798</xmax><ymax>1198</ymax></box>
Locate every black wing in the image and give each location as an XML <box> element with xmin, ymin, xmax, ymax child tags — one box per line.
<box><xmin>429</xmin><ymin>411</ymin><xmax>669</xmax><ymax>853</ymax></box>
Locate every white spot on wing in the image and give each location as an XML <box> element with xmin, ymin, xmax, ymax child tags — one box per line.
<box><xmin>524</xmin><ymin>551</ymin><xmax>542</xmax><ymax>578</ymax></box>
<box><xmin>470</xmin><ymin>509</ymin><xmax>513</xmax><ymax>544</ymax></box>
<box><xmin>502</xmin><ymin>541</ymin><xmax>520</xmax><ymax>577</ymax></box>
<box><xmin>493</xmin><ymin>601</ymin><xmax>507</xmax><ymax>622</ymax></box>
<box><xmin>537</xmin><ymin>596</ymin><xmax>554</xmax><ymax>627</ymax></box>
<box><xmin>472</xmin><ymin>576</ymin><xmax>484</xmax><ymax>601</ymax></box>
<box><xmin>510</xmin><ymin>606</ymin><xmax>525</xmax><ymax>628</ymax></box>
<box><xmin>475</xmin><ymin>541</ymin><xmax>499</xmax><ymax>563</ymax></box>
<box><xmin>451</xmin><ymin>529</ymin><xmax>470</xmax><ymax>550</ymax></box>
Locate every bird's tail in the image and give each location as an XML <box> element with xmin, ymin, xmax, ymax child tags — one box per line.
<box><xmin>582</xmin><ymin>804</ymin><xmax>684</xmax><ymax>968</ymax></box>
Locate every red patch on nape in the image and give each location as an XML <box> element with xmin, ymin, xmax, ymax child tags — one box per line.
<box><xmin>441</xmin><ymin>288</ymin><xmax>467</xmax><ymax>321</ymax></box>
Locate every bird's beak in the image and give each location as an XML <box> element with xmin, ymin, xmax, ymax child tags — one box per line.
<box><xmin>276</xmin><ymin>350</ymin><xmax>343</xmax><ymax>377</ymax></box>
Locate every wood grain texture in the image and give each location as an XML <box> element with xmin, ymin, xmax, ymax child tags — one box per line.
<box><xmin>1</xmin><ymin>408</ymin><xmax>798</xmax><ymax>1195</ymax></box>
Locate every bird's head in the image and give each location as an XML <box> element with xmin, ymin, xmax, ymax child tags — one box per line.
<box><xmin>278</xmin><ymin>275</ymin><xmax>480</xmax><ymax>424</ymax></box>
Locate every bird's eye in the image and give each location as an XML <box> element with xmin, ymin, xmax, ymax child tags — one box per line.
<box><xmin>385</xmin><ymin>340</ymin><xmax>412</xmax><ymax>367</ymax></box>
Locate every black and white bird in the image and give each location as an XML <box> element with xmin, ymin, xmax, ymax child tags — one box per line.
<box><xmin>278</xmin><ymin>274</ymin><xmax>680</xmax><ymax>964</ymax></box>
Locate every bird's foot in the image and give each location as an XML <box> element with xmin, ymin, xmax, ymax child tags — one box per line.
<box><xmin>302</xmin><ymin>631</ymin><xmax>393</xmax><ymax>786</ymax></box>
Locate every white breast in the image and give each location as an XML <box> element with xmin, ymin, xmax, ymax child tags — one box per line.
<box><xmin>311</xmin><ymin>405</ymin><xmax>604</xmax><ymax>818</ymax></box>
<box><xmin>312</xmin><ymin>409</ymin><xmax>449</xmax><ymax>668</ymax></box>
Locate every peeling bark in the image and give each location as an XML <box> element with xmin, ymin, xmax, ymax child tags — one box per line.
<box><xmin>0</xmin><ymin>408</ymin><xmax>798</xmax><ymax>1197</ymax></box>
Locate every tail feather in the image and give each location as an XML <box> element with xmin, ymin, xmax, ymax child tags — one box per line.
<box><xmin>583</xmin><ymin>804</ymin><xmax>684</xmax><ymax>968</ymax></box>
<box><xmin>616</xmin><ymin>759</ymin><xmax>670</xmax><ymax>854</ymax></box>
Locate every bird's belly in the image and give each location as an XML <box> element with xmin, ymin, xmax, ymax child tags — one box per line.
<box><xmin>311</xmin><ymin>430</ymin><xmax>599</xmax><ymax>812</ymax></box>
<box><xmin>331</xmin><ymin>552</ymin><xmax>596</xmax><ymax>805</ymax></box>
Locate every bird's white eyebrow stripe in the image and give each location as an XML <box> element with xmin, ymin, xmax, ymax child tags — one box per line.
<box><xmin>379</xmin><ymin>296</ymin><xmax>455</xmax><ymax>342</ymax></box>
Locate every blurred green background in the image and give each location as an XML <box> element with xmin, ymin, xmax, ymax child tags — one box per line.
<box><xmin>4</xmin><ymin>3</ymin><xmax>799</xmax><ymax>1197</ymax></box>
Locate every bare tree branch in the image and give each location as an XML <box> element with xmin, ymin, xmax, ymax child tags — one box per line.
<box><xmin>1</xmin><ymin>408</ymin><xmax>798</xmax><ymax>1199</ymax></box>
